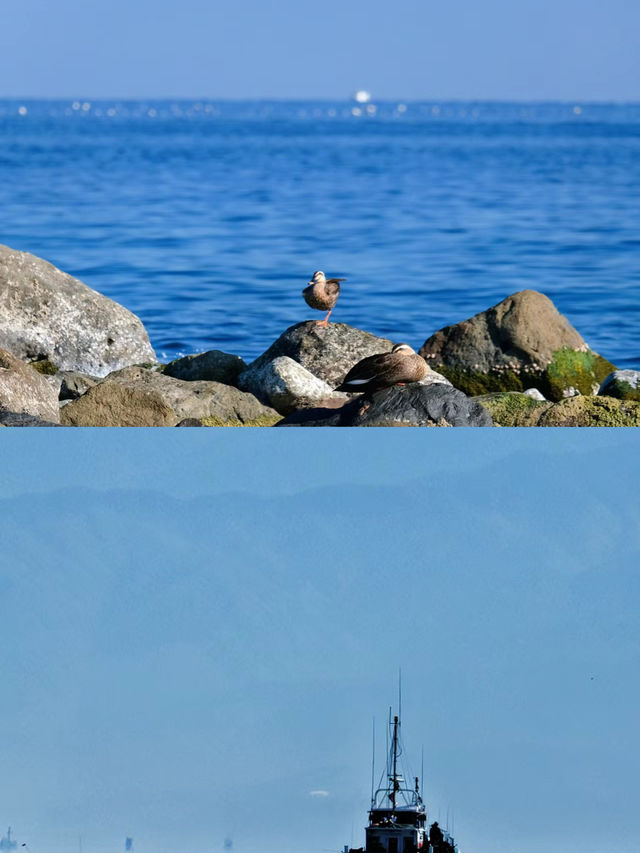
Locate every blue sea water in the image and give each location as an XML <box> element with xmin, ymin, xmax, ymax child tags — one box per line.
<box><xmin>1</xmin><ymin>99</ymin><xmax>639</xmax><ymax>367</ymax></box>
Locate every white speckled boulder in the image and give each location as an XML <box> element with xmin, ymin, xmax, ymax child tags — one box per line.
<box><xmin>0</xmin><ymin>244</ymin><xmax>156</xmax><ymax>376</ymax></box>
<box><xmin>239</xmin><ymin>355</ymin><xmax>348</xmax><ymax>414</ymax></box>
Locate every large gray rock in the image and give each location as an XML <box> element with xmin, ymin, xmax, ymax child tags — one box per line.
<box><xmin>419</xmin><ymin>290</ymin><xmax>616</xmax><ymax>401</ymax></box>
<box><xmin>60</xmin><ymin>366</ymin><xmax>278</xmax><ymax>427</ymax></box>
<box><xmin>598</xmin><ymin>369</ymin><xmax>640</xmax><ymax>402</ymax></box>
<box><xmin>164</xmin><ymin>350</ymin><xmax>247</xmax><ymax>385</ymax></box>
<box><xmin>239</xmin><ymin>355</ymin><xmax>348</xmax><ymax>415</ymax></box>
<box><xmin>245</xmin><ymin>321</ymin><xmax>394</xmax><ymax>388</ymax></box>
<box><xmin>0</xmin><ymin>348</ymin><xmax>61</xmax><ymax>423</ymax></box>
<box><xmin>276</xmin><ymin>383</ymin><xmax>493</xmax><ymax>427</ymax></box>
<box><xmin>0</xmin><ymin>244</ymin><xmax>156</xmax><ymax>376</ymax></box>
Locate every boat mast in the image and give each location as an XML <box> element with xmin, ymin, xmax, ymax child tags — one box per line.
<box><xmin>390</xmin><ymin>714</ymin><xmax>399</xmax><ymax>811</ymax></box>
<box><xmin>370</xmin><ymin>717</ymin><xmax>376</xmax><ymax>808</ymax></box>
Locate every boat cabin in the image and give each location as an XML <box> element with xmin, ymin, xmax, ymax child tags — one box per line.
<box><xmin>366</xmin><ymin>805</ymin><xmax>427</xmax><ymax>853</ymax></box>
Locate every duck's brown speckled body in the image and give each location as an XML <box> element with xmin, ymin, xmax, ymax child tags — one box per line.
<box><xmin>302</xmin><ymin>270</ymin><xmax>345</xmax><ymax>326</ymax></box>
<box><xmin>335</xmin><ymin>343</ymin><xmax>428</xmax><ymax>393</ymax></box>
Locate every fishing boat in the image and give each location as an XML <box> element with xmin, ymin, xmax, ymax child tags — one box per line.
<box><xmin>345</xmin><ymin>709</ymin><xmax>459</xmax><ymax>853</ymax></box>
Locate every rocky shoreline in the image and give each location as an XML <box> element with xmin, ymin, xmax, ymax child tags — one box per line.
<box><xmin>1</xmin><ymin>244</ymin><xmax>639</xmax><ymax>427</ymax></box>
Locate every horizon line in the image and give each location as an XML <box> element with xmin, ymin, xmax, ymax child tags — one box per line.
<box><xmin>1</xmin><ymin>95</ymin><xmax>639</xmax><ymax>106</ymax></box>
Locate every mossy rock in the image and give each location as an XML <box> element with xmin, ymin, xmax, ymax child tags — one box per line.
<box><xmin>598</xmin><ymin>370</ymin><xmax>640</xmax><ymax>402</ymax></box>
<box><xmin>200</xmin><ymin>413</ymin><xmax>282</xmax><ymax>427</ymax></box>
<box><xmin>436</xmin><ymin>348</ymin><xmax>615</xmax><ymax>402</ymax></box>
<box><xmin>29</xmin><ymin>358</ymin><xmax>59</xmax><ymax>376</ymax></box>
<box><xmin>542</xmin><ymin>348</ymin><xmax>615</xmax><ymax>400</ymax></box>
<box><xmin>433</xmin><ymin>366</ymin><xmax>528</xmax><ymax>397</ymax></box>
<box><xmin>474</xmin><ymin>392</ymin><xmax>550</xmax><ymax>426</ymax></box>
<box><xmin>539</xmin><ymin>396</ymin><xmax>640</xmax><ymax>427</ymax></box>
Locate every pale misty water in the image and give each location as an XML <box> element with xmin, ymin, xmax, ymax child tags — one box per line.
<box><xmin>1</xmin><ymin>99</ymin><xmax>639</xmax><ymax>367</ymax></box>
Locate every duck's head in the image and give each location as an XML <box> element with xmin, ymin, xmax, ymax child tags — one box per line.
<box><xmin>392</xmin><ymin>343</ymin><xmax>416</xmax><ymax>354</ymax></box>
<box><xmin>309</xmin><ymin>270</ymin><xmax>326</xmax><ymax>284</ymax></box>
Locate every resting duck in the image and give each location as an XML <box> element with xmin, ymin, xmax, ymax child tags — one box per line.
<box><xmin>303</xmin><ymin>270</ymin><xmax>345</xmax><ymax>326</ymax></box>
<box><xmin>335</xmin><ymin>343</ymin><xmax>428</xmax><ymax>393</ymax></box>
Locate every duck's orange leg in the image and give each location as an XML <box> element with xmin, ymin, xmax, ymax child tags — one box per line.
<box><xmin>316</xmin><ymin>309</ymin><xmax>332</xmax><ymax>327</ymax></box>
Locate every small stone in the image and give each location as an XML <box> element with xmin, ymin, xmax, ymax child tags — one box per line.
<box><xmin>164</xmin><ymin>350</ymin><xmax>247</xmax><ymax>385</ymax></box>
<box><xmin>59</xmin><ymin>371</ymin><xmax>100</xmax><ymax>400</ymax></box>
<box><xmin>523</xmin><ymin>388</ymin><xmax>546</xmax><ymax>401</ymax></box>
<box><xmin>598</xmin><ymin>369</ymin><xmax>640</xmax><ymax>402</ymax></box>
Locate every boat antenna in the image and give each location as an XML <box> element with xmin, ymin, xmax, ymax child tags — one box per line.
<box><xmin>386</xmin><ymin>707</ymin><xmax>391</xmax><ymax>779</ymax></box>
<box><xmin>370</xmin><ymin>717</ymin><xmax>376</xmax><ymax>806</ymax></box>
<box><xmin>421</xmin><ymin>745</ymin><xmax>424</xmax><ymax>797</ymax></box>
<box><xmin>398</xmin><ymin>668</ymin><xmax>402</xmax><ymax>725</ymax></box>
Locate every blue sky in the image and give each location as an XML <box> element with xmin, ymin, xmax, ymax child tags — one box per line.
<box><xmin>0</xmin><ymin>427</ymin><xmax>625</xmax><ymax>498</ymax></box>
<box><xmin>1</xmin><ymin>430</ymin><xmax>639</xmax><ymax>853</ymax></box>
<box><xmin>2</xmin><ymin>0</ymin><xmax>639</xmax><ymax>100</ymax></box>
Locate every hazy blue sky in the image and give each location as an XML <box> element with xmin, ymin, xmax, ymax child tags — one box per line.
<box><xmin>2</xmin><ymin>0</ymin><xmax>639</xmax><ymax>100</ymax></box>
<box><xmin>1</xmin><ymin>431</ymin><xmax>639</xmax><ymax>853</ymax></box>
<box><xmin>0</xmin><ymin>427</ymin><xmax>625</xmax><ymax>498</ymax></box>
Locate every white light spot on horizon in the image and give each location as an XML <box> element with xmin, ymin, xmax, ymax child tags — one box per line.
<box><xmin>351</xmin><ymin>107</ymin><xmax>362</xmax><ymax>116</ymax></box>
<box><xmin>72</xmin><ymin>101</ymin><xmax>81</xmax><ymax>110</ymax></box>
<box><xmin>148</xmin><ymin>108</ymin><xmax>157</xmax><ymax>117</ymax></box>
<box><xmin>309</xmin><ymin>790</ymin><xmax>330</xmax><ymax>797</ymax></box>
<box><xmin>397</xmin><ymin>103</ymin><xmax>407</xmax><ymax>113</ymax></box>
<box><xmin>573</xmin><ymin>105</ymin><xmax>583</xmax><ymax>115</ymax></box>
<box><xmin>18</xmin><ymin>105</ymin><xmax>27</xmax><ymax>115</ymax></box>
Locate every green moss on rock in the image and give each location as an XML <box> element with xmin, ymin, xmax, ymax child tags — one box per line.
<box><xmin>543</xmin><ymin>348</ymin><xmax>616</xmax><ymax>400</ymax></box>
<box><xmin>433</xmin><ymin>366</ymin><xmax>528</xmax><ymax>397</ymax></box>
<box><xmin>474</xmin><ymin>392</ymin><xmax>550</xmax><ymax>426</ymax></box>
<box><xmin>599</xmin><ymin>373</ymin><xmax>640</xmax><ymax>402</ymax></box>
<box><xmin>29</xmin><ymin>358</ymin><xmax>58</xmax><ymax>375</ymax></box>
<box><xmin>200</xmin><ymin>413</ymin><xmax>282</xmax><ymax>427</ymax></box>
<box><xmin>539</xmin><ymin>396</ymin><xmax>640</xmax><ymax>427</ymax></box>
<box><xmin>433</xmin><ymin>347</ymin><xmax>616</xmax><ymax>402</ymax></box>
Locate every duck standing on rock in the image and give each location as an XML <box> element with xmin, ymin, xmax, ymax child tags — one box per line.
<box><xmin>303</xmin><ymin>270</ymin><xmax>345</xmax><ymax>327</ymax></box>
<box><xmin>335</xmin><ymin>343</ymin><xmax>428</xmax><ymax>393</ymax></box>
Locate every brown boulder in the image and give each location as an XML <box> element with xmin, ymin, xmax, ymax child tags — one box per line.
<box><xmin>60</xmin><ymin>366</ymin><xmax>278</xmax><ymax>426</ymax></box>
<box><xmin>419</xmin><ymin>290</ymin><xmax>615</xmax><ymax>400</ymax></box>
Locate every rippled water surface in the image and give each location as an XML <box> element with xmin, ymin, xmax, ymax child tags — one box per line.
<box><xmin>1</xmin><ymin>100</ymin><xmax>639</xmax><ymax>366</ymax></box>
